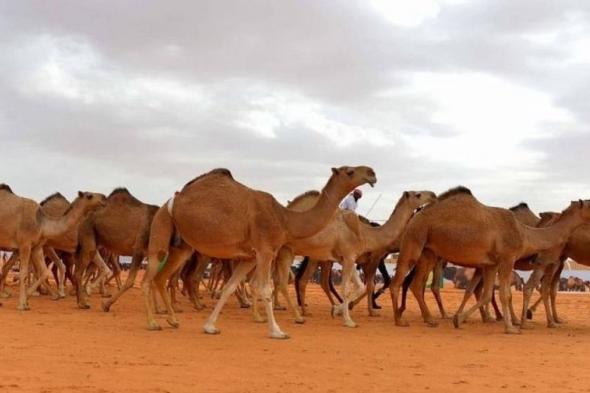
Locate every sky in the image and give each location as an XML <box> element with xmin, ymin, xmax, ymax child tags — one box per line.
<box><xmin>1</xmin><ymin>0</ymin><xmax>589</xmax><ymax>221</ymax></box>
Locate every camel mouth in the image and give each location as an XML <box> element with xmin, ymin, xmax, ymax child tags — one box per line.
<box><xmin>367</xmin><ymin>180</ymin><xmax>376</xmax><ymax>188</ymax></box>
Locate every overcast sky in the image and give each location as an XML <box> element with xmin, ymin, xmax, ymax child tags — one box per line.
<box><xmin>1</xmin><ymin>0</ymin><xmax>589</xmax><ymax>221</ymax></box>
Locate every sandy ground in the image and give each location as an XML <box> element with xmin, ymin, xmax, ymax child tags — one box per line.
<box><xmin>0</xmin><ymin>275</ymin><xmax>589</xmax><ymax>393</ymax></box>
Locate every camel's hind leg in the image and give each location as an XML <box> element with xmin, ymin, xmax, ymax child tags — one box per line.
<box><xmin>431</xmin><ymin>260</ymin><xmax>448</xmax><ymax>319</ymax></box>
<box><xmin>497</xmin><ymin>263</ymin><xmax>519</xmax><ymax>334</ymax></box>
<box><xmin>27</xmin><ymin>247</ymin><xmax>60</xmax><ymax>300</ymax></box>
<box><xmin>294</xmin><ymin>258</ymin><xmax>318</xmax><ymax>316</ymax></box>
<box><xmin>102</xmin><ymin>252</ymin><xmax>144</xmax><ymax>312</ymax></box>
<box><xmin>0</xmin><ymin>252</ymin><xmax>19</xmax><ymax>298</ymax></box>
<box><xmin>274</xmin><ymin>248</ymin><xmax>304</xmax><ymax>324</ymax></box>
<box><xmin>408</xmin><ymin>250</ymin><xmax>438</xmax><ymax>327</ymax></box>
<box><xmin>45</xmin><ymin>247</ymin><xmax>66</xmax><ymax>298</ymax></box>
<box><xmin>338</xmin><ymin>258</ymin><xmax>358</xmax><ymax>328</ymax></box>
<box><xmin>203</xmin><ymin>260</ymin><xmax>257</xmax><ymax>335</ymax></box>
<box><xmin>17</xmin><ymin>245</ymin><xmax>32</xmax><ymax>310</ymax></box>
<box><xmin>153</xmin><ymin>247</ymin><xmax>193</xmax><ymax>328</ymax></box>
<box><xmin>453</xmin><ymin>266</ymin><xmax>497</xmax><ymax>327</ymax></box>
<box><xmin>520</xmin><ymin>267</ymin><xmax>545</xmax><ymax>330</ymax></box>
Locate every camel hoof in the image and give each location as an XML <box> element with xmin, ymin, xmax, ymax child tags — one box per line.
<box><xmin>101</xmin><ymin>293</ymin><xmax>112</xmax><ymax>298</ymax></box>
<box><xmin>30</xmin><ymin>291</ymin><xmax>41</xmax><ymax>297</ymax></box>
<box><xmin>331</xmin><ymin>305</ymin><xmax>343</xmax><ymax>317</ymax></box>
<box><xmin>274</xmin><ymin>305</ymin><xmax>287</xmax><ymax>311</ymax></box>
<box><xmin>58</xmin><ymin>293</ymin><xmax>66</xmax><ymax>299</ymax></box>
<box><xmin>50</xmin><ymin>294</ymin><xmax>60</xmax><ymax>301</ymax></box>
<box><xmin>505</xmin><ymin>327</ymin><xmax>521</xmax><ymax>334</ymax></box>
<box><xmin>270</xmin><ymin>331</ymin><xmax>290</xmax><ymax>339</ymax></box>
<box><xmin>85</xmin><ymin>286</ymin><xmax>92</xmax><ymax>296</ymax></box>
<box><xmin>147</xmin><ymin>323</ymin><xmax>162</xmax><ymax>331</ymax></box>
<box><xmin>482</xmin><ymin>316</ymin><xmax>496</xmax><ymax>323</ymax></box>
<box><xmin>512</xmin><ymin>318</ymin><xmax>521</xmax><ymax>326</ymax></box>
<box><xmin>254</xmin><ymin>317</ymin><xmax>267</xmax><ymax>324</ymax></box>
<box><xmin>193</xmin><ymin>304</ymin><xmax>206</xmax><ymax>311</ymax></box>
<box><xmin>547</xmin><ymin>322</ymin><xmax>557</xmax><ymax>328</ymax></box>
<box><xmin>101</xmin><ymin>301</ymin><xmax>111</xmax><ymax>312</ymax></box>
<box><xmin>203</xmin><ymin>325</ymin><xmax>220</xmax><ymax>335</ymax></box>
<box><xmin>441</xmin><ymin>314</ymin><xmax>451</xmax><ymax>320</ymax></box>
<box><xmin>295</xmin><ymin>317</ymin><xmax>305</xmax><ymax>324</ymax></box>
<box><xmin>344</xmin><ymin>321</ymin><xmax>358</xmax><ymax>328</ymax></box>
<box><xmin>16</xmin><ymin>304</ymin><xmax>30</xmax><ymax>311</ymax></box>
<box><xmin>526</xmin><ymin>309</ymin><xmax>534</xmax><ymax>320</ymax></box>
<box><xmin>173</xmin><ymin>307</ymin><xmax>183</xmax><ymax>314</ymax></box>
<box><xmin>166</xmin><ymin>319</ymin><xmax>180</xmax><ymax>328</ymax></box>
<box><xmin>520</xmin><ymin>323</ymin><xmax>534</xmax><ymax>330</ymax></box>
<box><xmin>0</xmin><ymin>291</ymin><xmax>11</xmax><ymax>299</ymax></box>
<box><xmin>425</xmin><ymin>320</ymin><xmax>438</xmax><ymax>328</ymax></box>
<box><xmin>78</xmin><ymin>304</ymin><xmax>90</xmax><ymax>310</ymax></box>
<box><xmin>395</xmin><ymin>319</ymin><xmax>410</xmax><ymax>328</ymax></box>
<box><xmin>155</xmin><ymin>309</ymin><xmax>167</xmax><ymax>315</ymax></box>
<box><xmin>555</xmin><ymin>318</ymin><xmax>566</xmax><ymax>324</ymax></box>
<box><xmin>240</xmin><ymin>303</ymin><xmax>251</xmax><ymax>309</ymax></box>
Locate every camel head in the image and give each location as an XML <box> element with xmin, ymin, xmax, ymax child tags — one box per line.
<box><xmin>330</xmin><ymin>166</ymin><xmax>377</xmax><ymax>192</ymax></box>
<box><xmin>74</xmin><ymin>191</ymin><xmax>107</xmax><ymax>211</ymax></box>
<box><xmin>402</xmin><ymin>191</ymin><xmax>437</xmax><ymax>211</ymax></box>
<box><xmin>560</xmin><ymin>200</ymin><xmax>590</xmax><ymax>222</ymax></box>
<box><xmin>538</xmin><ymin>211</ymin><xmax>560</xmax><ymax>227</ymax></box>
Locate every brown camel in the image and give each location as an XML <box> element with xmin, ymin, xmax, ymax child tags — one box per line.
<box><xmin>390</xmin><ymin>186</ymin><xmax>590</xmax><ymax>334</ymax></box>
<box><xmin>270</xmin><ymin>190</ymin><xmax>436</xmax><ymax>327</ymax></box>
<box><xmin>0</xmin><ymin>184</ymin><xmax>106</xmax><ymax>310</ymax></box>
<box><xmin>75</xmin><ymin>188</ymin><xmax>159</xmax><ymax>310</ymax></box>
<box><xmin>142</xmin><ymin>166</ymin><xmax>376</xmax><ymax>338</ymax></box>
<box><xmin>526</xmin><ymin>220</ymin><xmax>590</xmax><ymax>325</ymax></box>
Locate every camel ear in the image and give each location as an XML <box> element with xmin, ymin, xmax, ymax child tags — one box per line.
<box><xmin>78</xmin><ymin>191</ymin><xmax>84</xmax><ymax>198</ymax></box>
<box><xmin>403</xmin><ymin>191</ymin><xmax>409</xmax><ymax>199</ymax></box>
<box><xmin>346</xmin><ymin>168</ymin><xmax>355</xmax><ymax>177</ymax></box>
<box><xmin>331</xmin><ymin>167</ymin><xmax>339</xmax><ymax>175</ymax></box>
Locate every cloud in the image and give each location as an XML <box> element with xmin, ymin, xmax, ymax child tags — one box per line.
<box><xmin>0</xmin><ymin>0</ymin><xmax>589</xmax><ymax>221</ymax></box>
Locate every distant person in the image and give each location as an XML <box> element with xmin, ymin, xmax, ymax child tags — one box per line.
<box><xmin>340</xmin><ymin>189</ymin><xmax>363</xmax><ymax>212</ymax></box>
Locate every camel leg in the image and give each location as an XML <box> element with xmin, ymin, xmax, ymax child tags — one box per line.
<box><xmin>334</xmin><ymin>259</ymin><xmax>358</xmax><ymax>328</ymax></box>
<box><xmin>453</xmin><ymin>267</ymin><xmax>496</xmax><ymax>327</ymax></box>
<box><xmin>497</xmin><ymin>263</ymin><xmax>519</xmax><ymax>334</ymax></box>
<box><xmin>455</xmin><ymin>270</ymin><xmax>483</xmax><ymax>317</ymax></box>
<box><xmin>294</xmin><ymin>257</ymin><xmax>309</xmax><ymax>307</ymax></box>
<box><xmin>254</xmin><ymin>252</ymin><xmax>290</xmax><ymax>339</ymax></box>
<box><xmin>28</xmin><ymin>247</ymin><xmax>60</xmax><ymax>300</ymax></box>
<box><xmin>431</xmin><ymin>261</ymin><xmax>448</xmax><ymax>319</ymax></box>
<box><xmin>364</xmin><ymin>264</ymin><xmax>379</xmax><ymax>317</ymax></box>
<box><xmin>0</xmin><ymin>252</ymin><xmax>19</xmax><ymax>298</ymax></box>
<box><xmin>86</xmin><ymin>252</ymin><xmax>112</xmax><ymax>297</ymax></box>
<box><xmin>409</xmin><ymin>251</ymin><xmax>438</xmax><ymax>327</ymax></box>
<box><xmin>45</xmin><ymin>248</ymin><xmax>66</xmax><ymax>298</ymax></box>
<box><xmin>520</xmin><ymin>267</ymin><xmax>545</xmax><ymax>330</ymax></box>
<box><xmin>188</xmin><ymin>255</ymin><xmax>209</xmax><ymax>310</ymax></box>
<box><xmin>390</xmin><ymin>245</ymin><xmax>420</xmax><ymax>327</ymax></box>
<box><xmin>371</xmin><ymin>259</ymin><xmax>390</xmax><ymax>308</ymax></box>
<box><xmin>102</xmin><ymin>252</ymin><xmax>143</xmax><ymax>311</ymax></box>
<box><xmin>153</xmin><ymin>247</ymin><xmax>193</xmax><ymax>329</ymax></box>
<box><xmin>551</xmin><ymin>261</ymin><xmax>565</xmax><ymax>323</ymax></box>
<box><xmin>203</xmin><ymin>260</ymin><xmax>257</xmax><ymax>335</ymax></box>
<box><xmin>540</xmin><ymin>263</ymin><xmax>560</xmax><ymax>328</ymax></box>
<box><xmin>275</xmin><ymin>248</ymin><xmax>304</xmax><ymax>324</ymax></box>
<box><xmin>17</xmin><ymin>246</ymin><xmax>31</xmax><ymax>310</ymax></box>
<box><xmin>321</xmin><ymin>262</ymin><xmax>339</xmax><ymax>305</ymax></box>
<box><xmin>399</xmin><ymin>265</ymin><xmax>416</xmax><ymax>316</ymax></box>
<box><xmin>296</xmin><ymin>258</ymin><xmax>317</xmax><ymax>316</ymax></box>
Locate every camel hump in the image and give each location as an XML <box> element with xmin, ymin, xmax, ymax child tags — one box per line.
<box><xmin>183</xmin><ymin>168</ymin><xmax>234</xmax><ymax>189</ymax></box>
<box><xmin>0</xmin><ymin>183</ymin><xmax>13</xmax><ymax>193</ymax></box>
<box><xmin>108</xmin><ymin>187</ymin><xmax>143</xmax><ymax>205</ymax></box>
<box><xmin>40</xmin><ymin>192</ymin><xmax>68</xmax><ymax>206</ymax></box>
<box><xmin>342</xmin><ymin>211</ymin><xmax>361</xmax><ymax>237</ymax></box>
<box><xmin>438</xmin><ymin>185</ymin><xmax>472</xmax><ymax>201</ymax></box>
<box><xmin>287</xmin><ymin>190</ymin><xmax>321</xmax><ymax>210</ymax></box>
<box><xmin>509</xmin><ymin>202</ymin><xmax>529</xmax><ymax>211</ymax></box>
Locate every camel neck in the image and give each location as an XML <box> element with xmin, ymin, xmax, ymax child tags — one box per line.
<box><xmin>283</xmin><ymin>174</ymin><xmax>348</xmax><ymax>240</ymax></box>
<box><xmin>521</xmin><ymin>212</ymin><xmax>584</xmax><ymax>257</ymax></box>
<box><xmin>362</xmin><ymin>198</ymin><xmax>415</xmax><ymax>252</ymax></box>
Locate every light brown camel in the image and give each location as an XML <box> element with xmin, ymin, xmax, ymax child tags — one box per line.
<box><xmin>390</xmin><ymin>186</ymin><xmax>590</xmax><ymax>334</ymax></box>
<box><xmin>525</xmin><ymin>218</ymin><xmax>590</xmax><ymax>326</ymax></box>
<box><xmin>142</xmin><ymin>166</ymin><xmax>376</xmax><ymax>338</ymax></box>
<box><xmin>269</xmin><ymin>190</ymin><xmax>436</xmax><ymax>327</ymax></box>
<box><xmin>75</xmin><ymin>188</ymin><xmax>159</xmax><ymax>310</ymax></box>
<box><xmin>0</xmin><ymin>184</ymin><xmax>106</xmax><ymax>310</ymax></box>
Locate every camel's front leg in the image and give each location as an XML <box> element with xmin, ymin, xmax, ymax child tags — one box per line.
<box><xmin>338</xmin><ymin>258</ymin><xmax>358</xmax><ymax>328</ymax></box>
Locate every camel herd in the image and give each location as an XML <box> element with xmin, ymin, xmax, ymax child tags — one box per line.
<box><xmin>1</xmin><ymin>166</ymin><xmax>590</xmax><ymax>338</ymax></box>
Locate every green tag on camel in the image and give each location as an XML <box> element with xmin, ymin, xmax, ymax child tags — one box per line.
<box><xmin>158</xmin><ymin>255</ymin><xmax>168</xmax><ymax>272</ymax></box>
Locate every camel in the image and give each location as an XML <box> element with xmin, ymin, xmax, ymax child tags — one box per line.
<box><xmin>75</xmin><ymin>187</ymin><xmax>159</xmax><ymax>310</ymax></box>
<box><xmin>390</xmin><ymin>186</ymin><xmax>590</xmax><ymax>334</ymax></box>
<box><xmin>0</xmin><ymin>184</ymin><xmax>106</xmax><ymax>310</ymax></box>
<box><xmin>270</xmin><ymin>189</ymin><xmax>436</xmax><ymax>327</ymax></box>
<box><xmin>526</xmin><ymin>221</ymin><xmax>590</xmax><ymax>324</ymax></box>
<box><xmin>141</xmin><ymin>166</ymin><xmax>376</xmax><ymax>338</ymax></box>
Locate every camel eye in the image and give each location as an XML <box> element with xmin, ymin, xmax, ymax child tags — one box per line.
<box><xmin>86</xmin><ymin>194</ymin><xmax>92</xmax><ymax>200</ymax></box>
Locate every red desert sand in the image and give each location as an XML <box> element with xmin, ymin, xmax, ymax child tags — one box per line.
<box><xmin>0</xmin><ymin>276</ymin><xmax>589</xmax><ymax>393</ymax></box>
